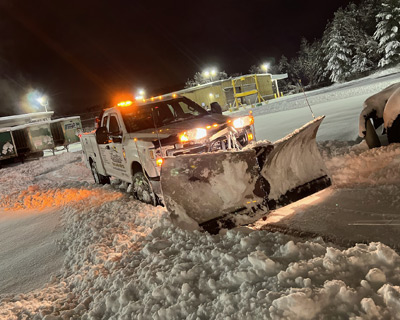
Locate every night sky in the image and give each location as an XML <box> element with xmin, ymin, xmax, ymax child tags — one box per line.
<box><xmin>0</xmin><ymin>0</ymin><xmax>359</xmax><ymax>116</ymax></box>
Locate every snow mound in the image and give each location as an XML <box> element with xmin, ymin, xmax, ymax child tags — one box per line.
<box><xmin>2</xmin><ymin>134</ymin><xmax>400</xmax><ymax>318</ymax></box>
<box><xmin>324</xmin><ymin>143</ymin><xmax>400</xmax><ymax>187</ymax></box>
<box><xmin>318</xmin><ymin>140</ymin><xmax>368</xmax><ymax>159</ymax></box>
<box><xmin>3</xmin><ymin>192</ymin><xmax>400</xmax><ymax>319</ymax></box>
<box><xmin>0</xmin><ymin>186</ymin><xmax>123</xmax><ymax>211</ymax></box>
<box><xmin>0</xmin><ymin>152</ymin><xmax>91</xmax><ymax>199</ymax></box>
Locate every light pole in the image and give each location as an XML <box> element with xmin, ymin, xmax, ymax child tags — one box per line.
<box><xmin>37</xmin><ymin>96</ymin><xmax>49</xmax><ymax>112</ymax></box>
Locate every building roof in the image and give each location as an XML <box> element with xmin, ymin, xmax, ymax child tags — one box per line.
<box><xmin>0</xmin><ymin>112</ymin><xmax>54</xmax><ymax>129</ymax></box>
<box><xmin>271</xmin><ymin>73</ymin><xmax>288</xmax><ymax>81</ymax></box>
<box><xmin>176</xmin><ymin>73</ymin><xmax>288</xmax><ymax>94</ymax></box>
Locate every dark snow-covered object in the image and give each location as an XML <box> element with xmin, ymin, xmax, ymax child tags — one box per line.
<box><xmin>161</xmin><ymin>116</ymin><xmax>330</xmax><ymax>230</ymax></box>
<box><xmin>359</xmin><ymin>83</ymin><xmax>400</xmax><ymax>145</ymax></box>
<box><xmin>384</xmin><ymin>87</ymin><xmax>400</xmax><ymax>143</ymax></box>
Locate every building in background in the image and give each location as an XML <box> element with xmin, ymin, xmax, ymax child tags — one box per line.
<box><xmin>0</xmin><ymin>112</ymin><xmax>81</xmax><ymax>163</ymax></box>
<box><xmin>0</xmin><ymin>112</ymin><xmax>54</xmax><ymax>128</ymax></box>
<box><xmin>175</xmin><ymin>73</ymin><xmax>288</xmax><ymax>111</ymax></box>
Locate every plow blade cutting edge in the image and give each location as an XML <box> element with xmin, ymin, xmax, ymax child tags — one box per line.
<box><xmin>160</xmin><ymin>116</ymin><xmax>331</xmax><ymax>230</ymax></box>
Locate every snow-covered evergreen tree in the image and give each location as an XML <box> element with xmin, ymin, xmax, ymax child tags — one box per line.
<box><xmin>294</xmin><ymin>38</ymin><xmax>325</xmax><ymax>87</ymax></box>
<box><xmin>351</xmin><ymin>37</ymin><xmax>378</xmax><ymax>74</ymax></box>
<box><xmin>374</xmin><ymin>0</ymin><xmax>400</xmax><ymax>67</ymax></box>
<box><xmin>347</xmin><ymin>2</ymin><xmax>379</xmax><ymax>74</ymax></box>
<box><xmin>278</xmin><ymin>55</ymin><xmax>290</xmax><ymax>74</ymax></box>
<box><xmin>322</xmin><ymin>9</ymin><xmax>354</xmax><ymax>82</ymax></box>
<box><xmin>322</xmin><ymin>3</ymin><xmax>378</xmax><ymax>82</ymax></box>
<box><xmin>184</xmin><ymin>71</ymin><xmax>228</xmax><ymax>88</ymax></box>
<box><xmin>357</xmin><ymin>0</ymin><xmax>381</xmax><ymax>35</ymax></box>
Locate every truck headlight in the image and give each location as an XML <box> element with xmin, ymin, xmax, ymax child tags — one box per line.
<box><xmin>180</xmin><ymin>128</ymin><xmax>207</xmax><ymax>142</ymax></box>
<box><xmin>232</xmin><ymin>116</ymin><xmax>254</xmax><ymax>129</ymax></box>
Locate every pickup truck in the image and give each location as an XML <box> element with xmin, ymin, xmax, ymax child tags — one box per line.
<box><xmin>80</xmin><ymin>94</ymin><xmax>255</xmax><ymax>205</ymax></box>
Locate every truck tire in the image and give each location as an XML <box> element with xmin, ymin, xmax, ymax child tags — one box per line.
<box><xmin>90</xmin><ymin>161</ymin><xmax>110</xmax><ymax>185</ymax></box>
<box><xmin>387</xmin><ymin>115</ymin><xmax>400</xmax><ymax>144</ymax></box>
<box><xmin>132</xmin><ymin>171</ymin><xmax>157</xmax><ymax>205</ymax></box>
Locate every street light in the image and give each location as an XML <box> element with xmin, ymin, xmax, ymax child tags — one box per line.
<box><xmin>37</xmin><ymin>96</ymin><xmax>49</xmax><ymax>112</ymax></box>
<box><xmin>135</xmin><ymin>89</ymin><xmax>145</xmax><ymax>100</ymax></box>
<box><xmin>261</xmin><ymin>63</ymin><xmax>270</xmax><ymax>73</ymax></box>
<box><xmin>203</xmin><ymin>68</ymin><xmax>217</xmax><ymax>82</ymax></box>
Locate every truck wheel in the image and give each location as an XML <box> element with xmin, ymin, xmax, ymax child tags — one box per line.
<box><xmin>132</xmin><ymin>172</ymin><xmax>156</xmax><ymax>205</ymax></box>
<box><xmin>90</xmin><ymin>161</ymin><xmax>110</xmax><ymax>185</ymax></box>
<box><xmin>387</xmin><ymin>115</ymin><xmax>400</xmax><ymax>144</ymax></box>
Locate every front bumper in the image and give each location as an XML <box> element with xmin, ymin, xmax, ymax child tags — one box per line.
<box><xmin>163</xmin><ymin>126</ymin><xmax>254</xmax><ymax>157</ymax></box>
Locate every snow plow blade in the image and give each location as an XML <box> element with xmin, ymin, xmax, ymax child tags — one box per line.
<box><xmin>161</xmin><ymin>116</ymin><xmax>330</xmax><ymax>231</ymax></box>
<box><xmin>259</xmin><ymin>116</ymin><xmax>331</xmax><ymax>209</ymax></box>
<box><xmin>161</xmin><ymin>150</ymin><xmax>266</xmax><ymax>227</ymax></box>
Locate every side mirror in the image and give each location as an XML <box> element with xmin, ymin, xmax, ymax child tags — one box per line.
<box><xmin>210</xmin><ymin>102</ymin><xmax>222</xmax><ymax>114</ymax></box>
<box><xmin>95</xmin><ymin>126</ymin><xmax>109</xmax><ymax>144</ymax></box>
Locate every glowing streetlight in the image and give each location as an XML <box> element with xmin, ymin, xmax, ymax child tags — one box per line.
<box><xmin>37</xmin><ymin>96</ymin><xmax>49</xmax><ymax>112</ymax></box>
<box><xmin>135</xmin><ymin>89</ymin><xmax>145</xmax><ymax>100</ymax></box>
<box><xmin>261</xmin><ymin>63</ymin><xmax>270</xmax><ymax>73</ymax></box>
<box><xmin>203</xmin><ymin>68</ymin><xmax>217</xmax><ymax>82</ymax></box>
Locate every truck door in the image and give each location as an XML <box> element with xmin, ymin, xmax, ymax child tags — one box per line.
<box><xmin>101</xmin><ymin>114</ymin><xmax>129</xmax><ymax>180</ymax></box>
<box><xmin>97</xmin><ymin>115</ymin><xmax>112</xmax><ymax>175</ymax></box>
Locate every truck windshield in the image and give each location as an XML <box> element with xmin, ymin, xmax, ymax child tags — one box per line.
<box><xmin>121</xmin><ymin>97</ymin><xmax>209</xmax><ymax>133</ymax></box>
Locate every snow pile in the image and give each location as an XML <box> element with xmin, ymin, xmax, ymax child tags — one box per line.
<box><xmin>321</xmin><ymin>142</ymin><xmax>400</xmax><ymax>188</ymax></box>
<box><xmin>0</xmin><ymin>186</ymin><xmax>123</xmax><ymax>211</ymax></box>
<box><xmin>3</xmin><ymin>194</ymin><xmax>400</xmax><ymax>319</ymax></box>
<box><xmin>2</xmin><ymin>150</ymin><xmax>400</xmax><ymax>319</ymax></box>
<box><xmin>0</xmin><ymin>152</ymin><xmax>90</xmax><ymax>199</ymax></box>
<box><xmin>318</xmin><ymin>140</ymin><xmax>368</xmax><ymax>159</ymax></box>
<box><xmin>0</xmin><ymin>151</ymin><xmax>96</xmax><ymax>213</ymax></box>
<box><xmin>2</xmin><ymin>127</ymin><xmax>400</xmax><ymax>317</ymax></box>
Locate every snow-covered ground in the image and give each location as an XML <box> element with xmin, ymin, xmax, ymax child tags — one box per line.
<box><xmin>1</xmin><ymin>71</ymin><xmax>400</xmax><ymax>319</ymax></box>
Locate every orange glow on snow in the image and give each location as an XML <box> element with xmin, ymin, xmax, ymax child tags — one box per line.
<box><xmin>1</xmin><ymin>188</ymin><xmax>123</xmax><ymax>211</ymax></box>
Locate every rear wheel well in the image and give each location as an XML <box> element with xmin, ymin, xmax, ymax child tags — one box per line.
<box><xmin>131</xmin><ymin>161</ymin><xmax>143</xmax><ymax>176</ymax></box>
